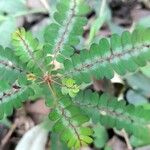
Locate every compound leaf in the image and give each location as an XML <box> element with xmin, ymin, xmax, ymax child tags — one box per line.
<box><xmin>64</xmin><ymin>28</ymin><xmax>150</xmax><ymax>84</ymax></box>
<box><xmin>49</xmin><ymin>95</ymin><xmax>93</xmax><ymax>149</ymax></box>
<box><xmin>74</xmin><ymin>90</ymin><xmax>150</xmax><ymax>142</ymax></box>
<box><xmin>44</xmin><ymin>0</ymin><xmax>90</xmax><ymax>62</ymax></box>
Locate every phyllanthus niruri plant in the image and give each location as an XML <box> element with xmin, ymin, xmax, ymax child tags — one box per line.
<box><xmin>0</xmin><ymin>0</ymin><xmax>150</xmax><ymax>149</ymax></box>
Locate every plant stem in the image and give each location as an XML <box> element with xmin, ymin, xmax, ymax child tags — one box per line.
<box><xmin>0</xmin><ymin>123</ymin><xmax>17</xmax><ymax>149</ymax></box>
<box><xmin>47</xmin><ymin>82</ymin><xmax>58</xmax><ymax>106</ymax></box>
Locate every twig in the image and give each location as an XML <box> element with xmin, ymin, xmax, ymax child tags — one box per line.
<box><xmin>121</xmin><ymin>129</ymin><xmax>133</xmax><ymax>150</ymax></box>
<box><xmin>0</xmin><ymin>122</ymin><xmax>17</xmax><ymax>149</ymax></box>
<box><xmin>47</xmin><ymin>82</ymin><xmax>57</xmax><ymax>104</ymax></box>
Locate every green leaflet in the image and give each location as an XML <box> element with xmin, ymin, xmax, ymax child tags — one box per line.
<box><xmin>64</xmin><ymin>28</ymin><xmax>150</xmax><ymax>84</ymax></box>
<box><xmin>12</xmin><ymin>28</ymin><xmax>46</xmax><ymax>75</ymax></box>
<box><xmin>93</xmin><ymin>124</ymin><xmax>108</xmax><ymax>148</ymax></box>
<box><xmin>0</xmin><ymin>46</ymin><xmax>27</xmax><ymax>84</ymax></box>
<box><xmin>61</xmin><ymin>78</ymin><xmax>80</xmax><ymax>97</ymax></box>
<box><xmin>0</xmin><ymin>81</ymin><xmax>34</xmax><ymax>119</ymax></box>
<box><xmin>74</xmin><ymin>90</ymin><xmax>150</xmax><ymax>142</ymax></box>
<box><xmin>44</xmin><ymin>0</ymin><xmax>90</xmax><ymax>62</ymax></box>
<box><xmin>49</xmin><ymin>96</ymin><xmax>93</xmax><ymax>149</ymax></box>
<box><xmin>50</xmin><ymin>133</ymin><xmax>69</xmax><ymax>150</ymax></box>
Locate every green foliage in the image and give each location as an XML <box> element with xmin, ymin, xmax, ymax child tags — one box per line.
<box><xmin>130</xmin><ymin>136</ymin><xmax>150</xmax><ymax>148</ymax></box>
<box><xmin>0</xmin><ymin>117</ymin><xmax>11</xmax><ymax>127</ymax></box>
<box><xmin>64</xmin><ymin>28</ymin><xmax>150</xmax><ymax>84</ymax></box>
<box><xmin>126</xmin><ymin>90</ymin><xmax>148</xmax><ymax>106</ymax></box>
<box><xmin>0</xmin><ymin>0</ymin><xmax>47</xmax><ymax>46</ymax></box>
<box><xmin>50</xmin><ymin>133</ymin><xmax>69</xmax><ymax>150</ymax></box>
<box><xmin>126</xmin><ymin>73</ymin><xmax>150</xmax><ymax>97</ymax></box>
<box><xmin>0</xmin><ymin>46</ymin><xmax>26</xmax><ymax>84</ymax></box>
<box><xmin>49</xmin><ymin>96</ymin><xmax>93</xmax><ymax>148</ymax></box>
<box><xmin>0</xmin><ymin>0</ymin><xmax>27</xmax><ymax>14</ymax></box>
<box><xmin>74</xmin><ymin>90</ymin><xmax>150</xmax><ymax>141</ymax></box>
<box><xmin>44</xmin><ymin>0</ymin><xmax>90</xmax><ymax>62</ymax></box>
<box><xmin>0</xmin><ymin>17</ymin><xmax>16</xmax><ymax>47</ymax></box>
<box><xmin>12</xmin><ymin>28</ymin><xmax>46</xmax><ymax>74</ymax></box>
<box><xmin>87</xmin><ymin>0</ymin><xmax>111</xmax><ymax>44</ymax></box>
<box><xmin>93</xmin><ymin>124</ymin><xmax>108</xmax><ymax>148</ymax></box>
<box><xmin>61</xmin><ymin>78</ymin><xmax>80</xmax><ymax>97</ymax></box>
<box><xmin>104</xmin><ymin>145</ymin><xmax>112</xmax><ymax>150</ymax></box>
<box><xmin>0</xmin><ymin>0</ymin><xmax>25</xmax><ymax>46</ymax></box>
<box><xmin>0</xmin><ymin>0</ymin><xmax>150</xmax><ymax>149</ymax></box>
<box><xmin>0</xmin><ymin>81</ymin><xmax>34</xmax><ymax>119</ymax></box>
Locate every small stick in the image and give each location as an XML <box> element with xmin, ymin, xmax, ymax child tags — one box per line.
<box><xmin>121</xmin><ymin>129</ymin><xmax>133</xmax><ymax>150</ymax></box>
<box><xmin>0</xmin><ymin>123</ymin><xmax>17</xmax><ymax>149</ymax></box>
